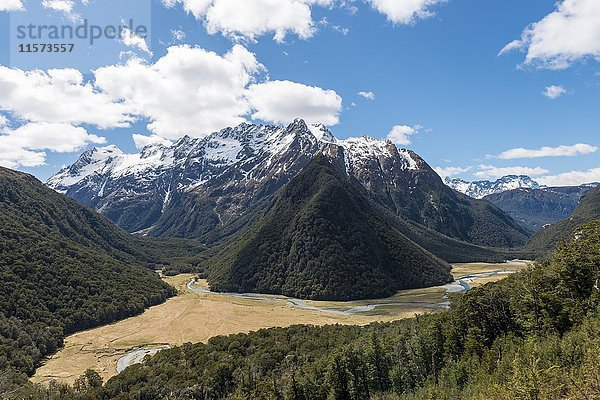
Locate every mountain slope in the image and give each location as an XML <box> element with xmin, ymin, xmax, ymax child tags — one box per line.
<box><xmin>323</xmin><ymin>143</ymin><xmax>530</xmax><ymax>248</ymax></box>
<box><xmin>0</xmin><ymin>167</ymin><xmax>177</xmax><ymax>378</ymax></box>
<box><xmin>483</xmin><ymin>185</ymin><xmax>597</xmax><ymax>232</ymax></box>
<box><xmin>525</xmin><ymin>186</ymin><xmax>600</xmax><ymax>255</ymax></box>
<box><xmin>445</xmin><ymin>175</ymin><xmax>541</xmax><ymax>199</ymax></box>
<box><xmin>48</xmin><ymin>120</ymin><xmax>530</xmax><ymax>254</ymax></box>
<box><xmin>207</xmin><ymin>156</ymin><xmax>453</xmax><ymax>301</ymax></box>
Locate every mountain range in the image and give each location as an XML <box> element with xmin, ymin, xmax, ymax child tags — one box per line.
<box><xmin>48</xmin><ymin>120</ymin><xmax>530</xmax><ymax>263</ymax></box>
<box><xmin>445</xmin><ymin>175</ymin><xmax>598</xmax><ymax>232</ymax></box>
<box><xmin>483</xmin><ymin>185</ymin><xmax>598</xmax><ymax>232</ymax></box>
<box><xmin>444</xmin><ymin>175</ymin><xmax>542</xmax><ymax>199</ymax></box>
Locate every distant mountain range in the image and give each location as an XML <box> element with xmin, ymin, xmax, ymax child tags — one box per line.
<box><xmin>444</xmin><ymin>175</ymin><xmax>541</xmax><ymax>199</ymax></box>
<box><xmin>48</xmin><ymin>120</ymin><xmax>530</xmax><ymax>262</ymax></box>
<box><xmin>483</xmin><ymin>185</ymin><xmax>598</xmax><ymax>233</ymax></box>
<box><xmin>445</xmin><ymin>175</ymin><xmax>598</xmax><ymax>232</ymax></box>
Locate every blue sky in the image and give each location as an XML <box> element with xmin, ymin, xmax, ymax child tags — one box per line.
<box><xmin>0</xmin><ymin>0</ymin><xmax>598</xmax><ymax>185</ymax></box>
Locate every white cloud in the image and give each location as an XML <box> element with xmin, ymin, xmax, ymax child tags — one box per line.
<box><xmin>475</xmin><ymin>164</ymin><xmax>549</xmax><ymax>179</ymax></box>
<box><xmin>0</xmin><ymin>66</ymin><xmax>134</xmax><ymax>129</ymax></box>
<box><xmin>368</xmin><ymin>0</ymin><xmax>446</xmax><ymax>25</ymax></box>
<box><xmin>1</xmin><ymin>44</ymin><xmax>342</xmax><ymax>148</ymax></box>
<box><xmin>0</xmin><ymin>0</ymin><xmax>24</xmax><ymax>11</ymax></box>
<box><xmin>0</xmin><ymin>122</ymin><xmax>105</xmax><ymax>168</ymax></box>
<box><xmin>499</xmin><ymin>0</ymin><xmax>600</xmax><ymax>69</ymax></box>
<box><xmin>132</xmin><ymin>133</ymin><xmax>173</xmax><ymax>150</ymax></box>
<box><xmin>94</xmin><ymin>44</ymin><xmax>262</xmax><ymax>138</ymax></box>
<box><xmin>246</xmin><ymin>80</ymin><xmax>342</xmax><ymax>125</ymax></box>
<box><xmin>358</xmin><ymin>91</ymin><xmax>375</xmax><ymax>100</ymax></box>
<box><xmin>386</xmin><ymin>124</ymin><xmax>423</xmax><ymax>145</ymax></box>
<box><xmin>162</xmin><ymin>0</ymin><xmax>332</xmax><ymax>42</ymax></box>
<box><xmin>537</xmin><ymin>168</ymin><xmax>600</xmax><ymax>186</ymax></box>
<box><xmin>41</xmin><ymin>0</ymin><xmax>82</xmax><ymax>22</ymax></box>
<box><xmin>543</xmin><ymin>85</ymin><xmax>568</xmax><ymax>99</ymax></box>
<box><xmin>497</xmin><ymin>143</ymin><xmax>598</xmax><ymax>159</ymax></box>
<box><xmin>433</xmin><ymin>166</ymin><xmax>470</xmax><ymax>180</ymax></box>
<box><xmin>318</xmin><ymin>17</ymin><xmax>349</xmax><ymax>36</ymax></box>
<box><xmin>0</xmin><ymin>115</ymin><xmax>7</xmax><ymax>127</ymax></box>
<box><xmin>121</xmin><ymin>28</ymin><xmax>152</xmax><ymax>55</ymax></box>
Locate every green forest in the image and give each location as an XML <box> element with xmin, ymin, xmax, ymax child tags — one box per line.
<box><xmin>12</xmin><ymin>220</ymin><xmax>599</xmax><ymax>400</ymax></box>
<box><xmin>0</xmin><ymin>168</ymin><xmax>202</xmax><ymax>393</ymax></box>
<box><xmin>207</xmin><ymin>156</ymin><xmax>453</xmax><ymax>300</ymax></box>
<box><xmin>526</xmin><ymin>187</ymin><xmax>600</xmax><ymax>256</ymax></box>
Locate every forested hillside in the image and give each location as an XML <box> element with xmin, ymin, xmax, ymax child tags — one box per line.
<box><xmin>15</xmin><ymin>220</ymin><xmax>599</xmax><ymax>399</ymax></box>
<box><xmin>0</xmin><ymin>168</ymin><xmax>184</xmax><ymax>388</ymax></box>
<box><xmin>525</xmin><ymin>187</ymin><xmax>600</xmax><ymax>256</ymax></box>
<box><xmin>206</xmin><ymin>156</ymin><xmax>453</xmax><ymax>300</ymax></box>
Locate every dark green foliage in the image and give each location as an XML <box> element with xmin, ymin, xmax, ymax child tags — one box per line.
<box><xmin>373</xmin><ymin>201</ymin><xmax>527</xmax><ymax>263</ymax></box>
<box><xmin>19</xmin><ymin>220</ymin><xmax>598</xmax><ymax>400</ymax></box>
<box><xmin>525</xmin><ymin>187</ymin><xmax>600</xmax><ymax>256</ymax></box>
<box><xmin>206</xmin><ymin>156</ymin><xmax>453</xmax><ymax>300</ymax></box>
<box><xmin>0</xmin><ymin>167</ymin><xmax>181</xmax><ymax>381</ymax></box>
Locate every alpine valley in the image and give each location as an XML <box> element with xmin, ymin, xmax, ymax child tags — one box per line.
<box><xmin>2</xmin><ymin>120</ymin><xmax>599</xmax><ymax>400</ymax></box>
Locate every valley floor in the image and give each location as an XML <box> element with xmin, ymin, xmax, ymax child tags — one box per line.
<box><xmin>31</xmin><ymin>261</ymin><xmax>529</xmax><ymax>386</ymax></box>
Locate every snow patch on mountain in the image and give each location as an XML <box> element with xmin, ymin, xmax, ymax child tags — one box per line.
<box><xmin>444</xmin><ymin>175</ymin><xmax>542</xmax><ymax>199</ymax></box>
<box><xmin>49</xmin><ymin>121</ymin><xmax>421</xmax><ymax>193</ymax></box>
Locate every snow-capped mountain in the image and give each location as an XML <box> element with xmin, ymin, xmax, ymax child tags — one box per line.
<box><xmin>444</xmin><ymin>175</ymin><xmax>542</xmax><ymax>199</ymax></box>
<box><xmin>48</xmin><ymin>119</ymin><xmax>529</xmax><ymax>249</ymax></box>
<box><xmin>48</xmin><ymin>120</ymin><xmax>418</xmax><ymax>235</ymax></box>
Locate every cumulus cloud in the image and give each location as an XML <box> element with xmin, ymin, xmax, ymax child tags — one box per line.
<box><xmin>537</xmin><ymin>168</ymin><xmax>600</xmax><ymax>186</ymax></box>
<box><xmin>1</xmin><ymin>44</ymin><xmax>342</xmax><ymax>152</ymax></box>
<box><xmin>386</xmin><ymin>124</ymin><xmax>423</xmax><ymax>145</ymax></box>
<box><xmin>0</xmin><ymin>122</ymin><xmax>106</xmax><ymax>168</ymax></box>
<box><xmin>132</xmin><ymin>133</ymin><xmax>173</xmax><ymax>150</ymax></box>
<box><xmin>368</xmin><ymin>0</ymin><xmax>446</xmax><ymax>25</ymax></box>
<box><xmin>94</xmin><ymin>45</ymin><xmax>342</xmax><ymax>136</ymax></box>
<box><xmin>162</xmin><ymin>0</ymin><xmax>332</xmax><ymax>42</ymax></box>
<box><xmin>247</xmin><ymin>80</ymin><xmax>342</xmax><ymax>125</ymax></box>
<box><xmin>499</xmin><ymin>0</ymin><xmax>600</xmax><ymax>69</ymax></box>
<box><xmin>433</xmin><ymin>166</ymin><xmax>471</xmax><ymax>180</ymax></box>
<box><xmin>497</xmin><ymin>143</ymin><xmax>598</xmax><ymax>159</ymax></box>
<box><xmin>475</xmin><ymin>164</ymin><xmax>549</xmax><ymax>179</ymax></box>
<box><xmin>94</xmin><ymin>44</ymin><xmax>262</xmax><ymax>138</ymax></box>
<box><xmin>358</xmin><ymin>91</ymin><xmax>375</xmax><ymax>100</ymax></box>
<box><xmin>0</xmin><ymin>66</ymin><xmax>134</xmax><ymax>129</ymax></box>
<box><xmin>543</xmin><ymin>85</ymin><xmax>568</xmax><ymax>99</ymax></box>
<box><xmin>0</xmin><ymin>0</ymin><xmax>24</xmax><ymax>11</ymax></box>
